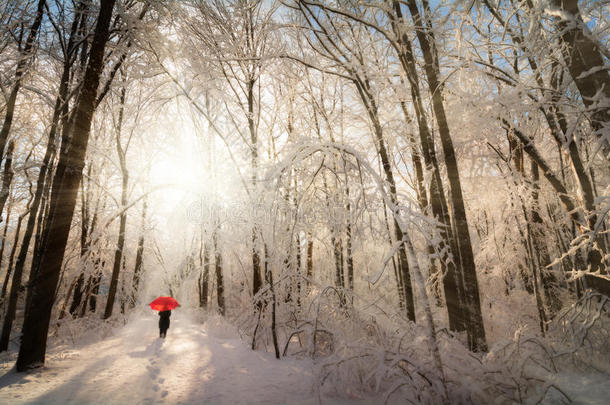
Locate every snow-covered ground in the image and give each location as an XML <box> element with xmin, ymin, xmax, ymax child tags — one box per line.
<box><xmin>0</xmin><ymin>311</ymin><xmax>366</xmax><ymax>405</ymax></box>
<box><xmin>1</xmin><ymin>311</ymin><xmax>609</xmax><ymax>404</ymax></box>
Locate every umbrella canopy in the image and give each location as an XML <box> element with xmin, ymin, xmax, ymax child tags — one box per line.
<box><xmin>149</xmin><ymin>296</ymin><xmax>179</xmax><ymax>311</ymax></box>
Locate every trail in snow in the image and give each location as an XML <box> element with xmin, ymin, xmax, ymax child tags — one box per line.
<box><xmin>0</xmin><ymin>312</ymin><xmax>359</xmax><ymax>405</ymax></box>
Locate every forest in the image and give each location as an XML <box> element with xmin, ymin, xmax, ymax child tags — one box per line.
<box><xmin>0</xmin><ymin>0</ymin><xmax>608</xmax><ymax>403</ymax></box>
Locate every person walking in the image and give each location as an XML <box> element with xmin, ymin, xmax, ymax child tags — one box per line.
<box><xmin>159</xmin><ymin>310</ymin><xmax>171</xmax><ymax>338</ymax></box>
<box><xmin>149</xmin><ymin>296</ymin><xmax>179</xmax><ymax>338</ymax></box>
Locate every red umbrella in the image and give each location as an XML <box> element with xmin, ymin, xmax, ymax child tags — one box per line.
<box><xmin>149</xmin><ymin>296</ymin><xmax>179</xmax><ymax>311</ymax></box>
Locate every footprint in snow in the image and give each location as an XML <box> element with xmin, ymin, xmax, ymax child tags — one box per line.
<box><xmin>146</xmin><ymin>365</ymin><xmax>160</xmax><ymax>378</ymax></box>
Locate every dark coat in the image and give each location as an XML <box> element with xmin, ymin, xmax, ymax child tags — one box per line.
<box><xmin>158</xmin><ymin>310</ymin><xmax>171</xmax><ymax>331</ymax></box>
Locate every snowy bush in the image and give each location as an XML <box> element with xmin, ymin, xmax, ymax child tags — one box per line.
<box><xmin>52</xmin><ymin>312</ymin><xmax>127</xmax><ymax>347</ymax></box>
<box><xmin>550</xmin><ymin>292</ymin><xmax>610</xmax><ymax>372</ymax></box>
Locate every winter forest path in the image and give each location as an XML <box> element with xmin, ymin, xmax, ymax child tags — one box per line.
<box><xmin>0</xmin><ymin>311</ymin><xmax>350</xmax><ymax>405</ymax></box>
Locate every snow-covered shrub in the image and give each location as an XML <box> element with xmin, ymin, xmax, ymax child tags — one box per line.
<box><xmin>313</xmin><ymin>317</ymin><xmax>574</xmax><ymax>404</ymax></box>
<box><xmin>466</xmin><ymin>329</ymin><xmax>570</xmax><ymax>404</ymax></box>
<box><xmin>252</xmin><ymin>281</ymin><xmax>575</xmax><ymax>405</ymax></box>
<box><xmin>52</xmin><ymin>312</ymin><xmax>126</xmax><ymax>347</ymax></box>
<box><xmin>550</xmin><ymin>292</ymin><xmax>610</xmax><ymax>372</ymax></box>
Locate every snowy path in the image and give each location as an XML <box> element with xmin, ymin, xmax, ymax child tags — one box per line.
<box><xmin>0</xmin><ymin>312</ymin><xmax>340</xmax><ymax>405</ymax></box>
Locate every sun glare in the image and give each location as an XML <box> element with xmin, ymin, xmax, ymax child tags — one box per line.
<box><xmin>145</xmin><ymin>118</ymin><xmax>234</xmax><ymax>216</ymax></box>
<box><xmin>148</xmin><ymin>124</ymin><xmax>205</xmax><ymax>206</ymax></box>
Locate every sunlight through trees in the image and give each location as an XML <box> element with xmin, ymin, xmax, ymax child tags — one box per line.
<box><xmin>0</xmin><ymin>0</ymin><xmax>608</xmax><ymax>402</ymax></box>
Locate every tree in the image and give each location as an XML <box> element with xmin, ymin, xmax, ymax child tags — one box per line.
<box><xmin>130</xmin><ymin>197</ymin><xmax>147</xmax><ymax>308</ymax></box>
<box><xmin>104</xmin><ymin>83</ymin><xmax>131</xmax><ymax>319</ymax></box>
<box><xmin>17</xmin><ymin>0</ymin><xmax>117</xmax><ymax>371</ymax></box>
<box><xmin>549</xmin><ymin>0</ymin><xmax>610</xmax><ymax>157</ymax></box>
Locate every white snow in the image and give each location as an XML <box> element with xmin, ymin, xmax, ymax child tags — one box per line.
<box><xmin>0</xmin><ymin>311</ymin><xmax>367</xmax><ymax>405</ymax></box>
<box><xmin>549</xmin><ymin>372</ymin><xmax>610</xmax><ymax>405</ymax></box>
<box><xmin>1</xmin><ymin>311</ymin><xmax>608</xmax><ymax>404</ymax></box>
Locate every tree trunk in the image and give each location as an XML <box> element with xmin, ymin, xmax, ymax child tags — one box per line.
<box><xmin>295</xmin><ymin>232</ymin><xmax>302</xmax><ymax>309</ymax></box>
<box><xmin>252</xmin><ymin>230</ymin><xmax>262</xmax><ymax>302</ymax></box>
<box><xmin>323</xmin><ymin>172</ymin><xmax>345</xmax><ymax>306</ymax></box>
<box><xmin>120</xmin><ymin>256</ymin><xmax>127</xmax><ymax>314</ymax></box>
<box><xmin>398</xmin><ymin>101</ymin><xmax>442</xmax><ymax>305</ymax></box>
<box><xmin>382</xmin><ymin>200</ymin><xmax>405</xmax><ymax>311</ymax></box>
<box><xmin>0</xmin><ymin>203</ymin><xmax>12</xmax><ymax>283</ymax></box>
<box><xmin>342</xmin><ymin>158</ymin><xmax>354</xmax><ymax>300</ymax></box>
<box><xmin>70</xmin><ymin>181</ymin><xmax>91</xmax><ymax>317</ymax></box>
<box><xmin>306</xmin><ymin>234</ymin><xmax>313</xmax><ymax>277</ymax></box>
<box><xmin>0</xmin><ymin>141</ymin><xmax>15</xmax><ymax>220</ymax></box>
<box><xmin>69</xmin><ymin>274</ymin><xmax>85</xmax><ymax>316</ymax></box>
<box><xmin>16</xmin><ymin>0</ymin><xmax>117</xmax><ymax>371</ymax></box>
<box><xmin>214</xmin><ymin>229</ymin><xmax>224</xmax><ymax>316</ymax></box>
<box><xmin>530</xmin><ymin>161</ymin><xmax>562</xmax><ymax>316</ymax></box>
<box><xmin>130</xmin><ymin>198</ymin><xmax>147</xmax><ymax>308</ymax></box>
<box><xmin>549</xmin><ymin>0</ymin><xmax>610</xmax><ymax>156</ymax></box>
<box><xmin>404</xmin><ymin>230</ymin><xmax>449</xmax><ymax>403</ymax></box>
<box><xmin>332</xmin><ymin>236</ymin><xmax>344</xmax><ymax>288</ymax></box>
<box><xmin>87</xmin><ymin>268</ymin><xmax>103</xmax><ymax>314</ymax></box>
<box><xmin>406</xmin><ymin>0</ymin><xmax>487</xmax><ymax>351</ymax></box>
<box><xmin>264</xmin><ymin>245</ymin><xmax>280</xmax><ymax>359</ymax></box>
<box><xmin>199</xmin><ymin>236</ymin><xmax>210</xmax><ymax>309</ymax></box>
<box><xmin>1</xmin><ymin>210</ymin><xmax>24</xmax><ymax>299</ymax></box>
<box><xmin>248</xmin><ymin>78</ymin><xmax>263</xmax><ymax>301</ymax></box>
